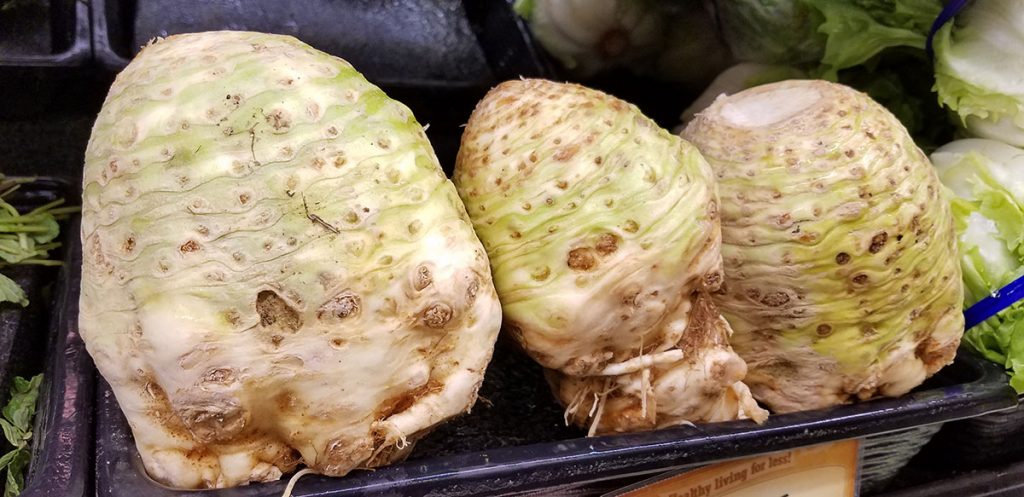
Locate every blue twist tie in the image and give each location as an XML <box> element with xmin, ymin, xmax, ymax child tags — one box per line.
<box><xmin>964</xmin><ymin>272</ymin><xmax>1024</xmax><ymax>330</ymax></box>
<box><xmin>926</xmin><ymin>0</ymin><xmax>971</xmax><ymax>58</ymax></box>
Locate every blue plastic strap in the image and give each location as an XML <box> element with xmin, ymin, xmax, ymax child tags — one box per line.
<box><xmin>964</xmin><ymin>272</ymin><xmax>1024</xmax><ymax>329</ymax></box>
<box><xmin>926</xmin><ymin>0</ymin><xmax>971</xmax><ymax>58</ymax></box>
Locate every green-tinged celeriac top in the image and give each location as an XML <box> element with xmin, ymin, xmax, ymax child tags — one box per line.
<box><xmin>80</xmin><ymin>31</ymin><xmax>500</xmax><ymax>489</ymax></box>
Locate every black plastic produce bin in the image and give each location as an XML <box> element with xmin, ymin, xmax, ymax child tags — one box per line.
<box><xmin>0</xmin><ymin>0</ymin><xmax>91</xmax><ymax>117</ymax></box>
<box><xmin>19</xmin><ymin>218</ymin><xmax>94</xmax><ymax>497</ymax></box>
<box><xmin>90</xmin><ymin>344</ymin><xmax>1014</xmax><ymax>497</ymax></box>
<box><xmin>879</xmin><ymin>456</ymin><xmax>1024</xmax><ymax>497</ymax></box>
<box><xmin>0</xmin><ymin>179</ymin><xmax>93</xmax><ymax>497</ymax></box>
<box><xmin>917</xmin><ymin>394</ymin><xmax>1024</xmax><ymax>470</ymax></box>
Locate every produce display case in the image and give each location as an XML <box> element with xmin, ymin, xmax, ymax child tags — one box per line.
<box><xmin>1</xmin><ymin>1</ymin><xmax>1023</xmax><ymax>496</ymax></box>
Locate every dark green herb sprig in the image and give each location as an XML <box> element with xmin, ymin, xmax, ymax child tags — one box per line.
<box><xmin>0</xmin><ymin>176</ymin><xmax>78</xmax><ymax>306</ymax></box>
<box><xmin>0</xmin><ymin>375</ymin><xmax>43</xmax><ymax>497</ymax></box>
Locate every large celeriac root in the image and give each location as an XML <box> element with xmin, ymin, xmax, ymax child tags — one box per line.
<box><xmin>454</xmin><ymin>78</ymin><xmax>768</xmax><ymax>435</ymax></box>
<box><xmin>683</xmin><ymin>80</ymin><xmax>964</xmax><ymax>413</ymax></box>
<box><xmin>80</xmin><ymin>32</ymin><xmax>502</xmax><ymax>489</ymax></box>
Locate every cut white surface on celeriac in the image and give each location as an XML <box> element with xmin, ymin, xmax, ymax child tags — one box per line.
<box><xmin>678</xmin><ymin>63</ymin><xmax>808</xmax><ymax>126</ymax></box>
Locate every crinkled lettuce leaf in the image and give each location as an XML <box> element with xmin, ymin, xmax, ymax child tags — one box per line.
<box><xmin>716</xmin><ymin>0</ymin><xmax>825</xmax><ymax>65</ymax></box>
<box><xmin>933</xmin><ymin>0</ymin><xmax>1024</xmax><ymax>146</ymax></box>
<box><xmin>932</xmin><ymin>139</ymin><xmax>1024</xmax><ymax>391</ymax></box>
<box><xmin>717</xmin><ymin>0</ymin><xmax>941</xmax><ymax>77</ymax></box>
<box><xmin>810</xmin><ymin>0</ymin><xmax>939</xmax><ymax>78</ymax></box>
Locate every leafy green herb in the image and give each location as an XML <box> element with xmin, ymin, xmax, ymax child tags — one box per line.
<box><xmin>0</xmin><ymin>375</ymin><xmax>43</xmax><ymax>497</ymax></box>
<box><xmin>0</xmin><ymin>275</ymin><xmax>26</xmax><ymax>308</ymax></box>
<box><xmin>0</xmin><ymin>176</ymin><xmax>78</xmax><ymax>307</ymax></box>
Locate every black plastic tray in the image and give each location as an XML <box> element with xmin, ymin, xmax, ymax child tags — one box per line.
<box><xmin>914</xmin><ymin>394</ymin><xmax>1024</xmax><ymax>470</ymax></box>
<box><xmin>90</xmin><ymin>0</ymin><xmax>548</xmax><ymax>171</ymax></box>
<box><xmin>0</xmin><ymin>0</ymin><xmax>91</xmax><ymax>117</ymax></box>
<box><xmin>93</xmin><ymin>339</ymin><xmax>1015</xmax><ymax>497</ymax></box>
<box><xmin>0</xmin><ymin>179</ymin><xmax>93</xmax><ymax>497</ymax></box>
<box><xmin>20</xmin><ymin>217</ymin><xmax>94</xmax><ymax>497</ymax></box>
<box><xmin>879</xmin><ymin>457</ymin><xmax>1024</xmax><ymax>497</ymax></box>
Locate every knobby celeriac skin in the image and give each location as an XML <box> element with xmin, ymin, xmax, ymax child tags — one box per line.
<box><xmin>454</xmin><ymin>79</ymin><xmax>767</xmax><ymax>435</ymax></box>
<box><xmin>683</xmin><ymin>80</ymin><xmax>964</xmax><ymax>413</ymax></box>
<box><xmin>80</xmin><ymin>31</ymin><xmax>501</xmax><ymax>489</ymax></box>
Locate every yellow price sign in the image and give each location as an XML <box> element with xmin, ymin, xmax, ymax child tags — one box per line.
<box><xmin>606</xmin><ymin>439</ymin><xmax>860</xmax><ymax>497</ymax></box>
